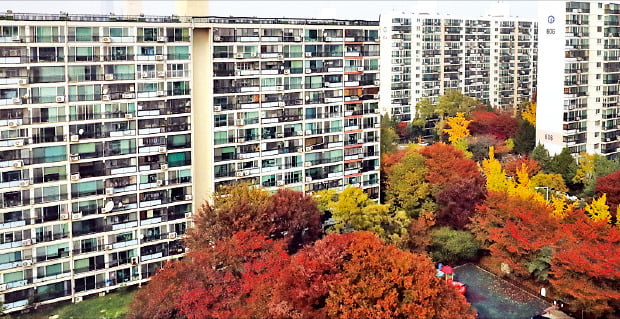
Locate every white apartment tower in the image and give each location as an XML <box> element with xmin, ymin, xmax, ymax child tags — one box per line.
<box><xmin>537</xmin><ymin>1</ymin><xmax>620</xmax><ymax>157</ymax></box>
<box><xmin>0</xmin><ymin>12</ymin><xmax>381</xmax><ymax>312</ymax></box>
<box><xmin>379</xmin><ymin>12</ymin><xmax>538</xmax><ymax>121</ymax></box>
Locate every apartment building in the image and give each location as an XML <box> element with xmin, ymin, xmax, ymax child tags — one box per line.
<box><xmin>538</xmin><ymin>1</ymin><xmax>620</xmax><ymax>158</ymax></box>
<box><xmin>379</xmin><ymin>12</ymin><xmax>538</xmax><ymax>121</ymax></box>
<box><xmin>0</xmin><ymin>12</ymin><xmax>192</xmax><ymax>312</ymax></box>
<box><xmin>0</xmin><ymin>12</ymin><xmax>381</xmax><ymax>312</ymax></box>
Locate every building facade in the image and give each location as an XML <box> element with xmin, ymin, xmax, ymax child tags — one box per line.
<box><xmin>0</xmin><ymin>13</ymin><xmax>381</xmax><ymax>312</ymax></box>
<box><xmin>538</xmin><ymin>1</ymin><xmax>620</xmax><ymax>157</ymax></box>
<box><xmin>379</xmin><ymin>12</ymin><xmax>538</xmax><ymax>121</ymax></box>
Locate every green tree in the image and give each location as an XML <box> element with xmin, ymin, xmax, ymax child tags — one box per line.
<box><xmin>530</xmin><ymin>143</ymin><xmax>552</xmax><ymax>172</ymax></box>
<box><xmin>328</xmin><ymin>187</ymin><xmax>411</xmax><ymax>243</ymax></box>
<box><xmin>380</xmin><ymin>114</ymin><xmax>398</xmax><ymax>155</ymax></box>
<box><xmin>384</xmin><ymin>151</ymin><xmax>435</xmax><ymax>216</ymax></box>
<box><xmin>430</xmin><ymin>227</ymin><xmax>479</xmax><ymax>264</ymax></box>
<box><xmin>513</xmin><ymin>119</ymin><xmax>536</xmax><ymax>154</ymax></box>
<box><xmin>436</xmin><ymin>90</ymin><xmax>478</xmax><ymax>120</ymax></box>
<box><xmin>550</xmin><ymin>148</ymin><xmax>578</xmax><ymax>185</ymax></box>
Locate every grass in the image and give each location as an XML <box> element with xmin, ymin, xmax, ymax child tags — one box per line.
<box><xmin>9</xmin><ymin>288</ymin><xmax>136</xmax><ymax>319</ymax></box>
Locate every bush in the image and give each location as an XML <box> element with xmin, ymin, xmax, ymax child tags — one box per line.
<box><xmin>430</xmin><ymin>227</ymin><xmax>479</xmax><ymax>264</ymax></box>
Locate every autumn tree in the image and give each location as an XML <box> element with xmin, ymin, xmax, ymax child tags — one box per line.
<box><xmin>503</xmin><ymin>155</ymin><xmax>541</xmax><ymax>178</ymax></box>
<box><xmin>596</xmin><ymin>169</ymin><xmax>620</xmax><ymax>212</ymax></box>
<box><xmin>435</xmin><ymin>90</ymin><xmax>478</xmax><ymax>119</ymax></box>
<box><xmin>418</xmin><ymin>142</ymin><xmax>483</xmax><ymax>189</ymax></box>
<box><xmin>186</xmin><ymin>184</ymin><xmax>321</xmax><ymax>252</ymax></box>
<box><xmin>531</xmin><ymin>173</ymin><xmax>568</xmax><ymax>193</ymax></box>
<box><xmin>323</xmin><ymin>232</ymin><xmax>477</xmax><ymax>319</ymax></box>
<box><xmin>550</xmin><ymin>214</ymin><xmax>620</xmax><ymax>317</ymax></box>
<box><xmin>129</xmin><ymin>232</ymin><xmax>290</xmax><ymax>319</ymax></box>
<box><xmin>384</xmin><ymin>150</ymin><xmax>435</xmax><ymax>216</ymax></box>
<box><xmin>585</xmin><ymin>194</ymin><xmax>612</xmax><ymax>223</ymax></box>
<box><xmin>521</xmin><ymin>101</ymin><xmax>536</xmax><ymax>126</ymax></box>
<box><xmin>575</xmin><ymin>153</ymin><xmax>620</xmax><ymax>197</ymax></box>
<box><xmin>443</xmin><ymin>112</ymin><xmax>471</xmax><ymax>153</ymax></box>
<box><xmin>435</xmin><ymin>178</ymin><xmax>486</xmax><ymax>229</ymax></box>
<box><xmin>549</xmin><ymin>148</ymin><xmax>578</xmax><ymax>185</ymax></box>
<box><xmin>395</xmin><ymin>121</ymin><xmax>410</xmax><ymax>140</ymax></box>
<box><xmin>429</xmin><ymin>227</ymin><xmax>479</xmax><ymax>264</ymax></box>
<box><xmin>466</xmin><ymin>134</ymin><xmax>503</xmax><ymax>162</ymax></box>
<box><xmin>380</xmin><ymin>114</ymin><xmax>398</xmax><ymax>155</ymax></box>
<box><xmin>403</xmin><ymin>211</ymin><xmax>435</xmax><ymax>253</ymax></box>
<box><xmin>530</xmin><ymin>143</ymin><xmax>553</xmax><ymax>172</ymax></box>
<box><xmin>468</xmin><ymin>111</ymin><xmax>518</xmax><ymax>141</ymax></box>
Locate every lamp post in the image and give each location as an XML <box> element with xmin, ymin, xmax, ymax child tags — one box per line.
<box><xmin>534</xmin><ymin>186</ymin><xmax>549</xmax><ymax>201</ymax></box>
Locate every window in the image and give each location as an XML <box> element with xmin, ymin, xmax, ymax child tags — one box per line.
<box><xmin>32</xmin><ymin>146</ymin><xmax>66</xmax><ymax>164</ymax></box>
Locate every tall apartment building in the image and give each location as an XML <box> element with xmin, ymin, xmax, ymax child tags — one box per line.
<box><xmin>0</xmin><ymin>12</ymin><xmax>381</xmax><ymax>312</ymax></box>
<box><xmin>538</xmin><ymin>1</ymin><xmax>620</xmax><ymax>158</ymax></box>
<box><xmin>379</xmin><ymin>12</ymin><xmax>538</xmax><ymax>121</ymax></box>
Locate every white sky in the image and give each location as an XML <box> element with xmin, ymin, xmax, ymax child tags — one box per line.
<box><xmin>4</xmin><ymin>1</ymin><xmax>538</xmax><ymax>19</ymax></box>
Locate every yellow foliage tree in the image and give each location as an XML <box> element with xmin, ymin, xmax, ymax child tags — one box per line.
<box><xmin>522</xmin><ymin>102</ymin><xmax>536</xmax><ymax>126</ymax></box>
<box><xmin>585</xmin><ymin>194</ymin><xmax>612</xmax><ymax>223</ymax></box>
<box><xmin>443</xmin><ymin>112</ymin><xmax>471</xmax><ymax>145</ymax></box>
<box><xmin>573</xmin><ymin>152</ymin><xmax>596</xmax><ymax>184</ymax></box>
<box><xmin>549</xmin><ymin>195</ymin><xmax>569</xmax><ymax>219</ymax></box>
<box><xmin>481</xmin><ymin>146</ymin><xmax>512</xmax><ymax>193</ymax></box>
<box><xmin>531</xmin><ymin>173</ymin><xmax>569</xmax><ymax>193</ymax></box>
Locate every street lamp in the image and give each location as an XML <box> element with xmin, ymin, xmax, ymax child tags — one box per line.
<box><xmin>534</xmin><ymin>186</ymin><xmax>549</xmax><ymax>201</ymax></box>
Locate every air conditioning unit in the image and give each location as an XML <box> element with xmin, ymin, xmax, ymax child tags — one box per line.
<box><xmin>160</xmin><ymin>163</ymin><xmax>168</xmax><ymax>170</ymax></box>
<box><xmin>214</xmin><ymin>35</ymin><xmax>221</xmax><ymax>41</ymax></box>
<box><xmin>14</xmin><ymin>139</ymin><xmax>24</xmax><ymax>147</ymax></box>
<box><xmin>157</xmin><ymin>71</ymin><xmax>166</xmax><ymax>77</ymax></box>
<box><xmin>240</xmin><ymin>170</ymin><xmax>249</xmax><ymax>176</ymax></box>
<box><xmin>70</xmin><ymin>135</ymin><xmax>79</xmax><ymax>142</ymax></box>
<box><xmin>325</xmin><ymin>36</ymin><xmax>332</xmax><ymax>42</ymax></box>
<box><xmin>156</xmin><ymin>180</ymin><xmax>164</xmax><ymax>186</ymax></box>
<box><xmin>277</xmin><ymin>54</ymin><xmax>284</xmax><ymax>60</ymax></box>
<box><xmin>104</xmin><ymin>244</ymin><xmax>113</xmax><ymax>250</ymax></box>
<box><xmin>101</xmin><ymin>37</ymin><xmax>111</xmax><ymax>43</ymax></box>
<box><xmin>276</xmin><ymin>180</ymin><xmax>285</xmax><ymax>186</ymax></box>
<box><xmin>60</xmin><ymin>213</ymin><xmax>69</xmax><ymax>220</ymax></box>
<box><xmin>374</xmin><ymin>123</ymin><xmax>380</xmax><ymax>128</ymax></box>
<box><xmin>122</xmin><ymin>93</ymin><xmax>135</xmax><ymax>99</ymax></box>
<box><xmin>55</xmin><ymin>96</ymin><xmax>65</xmax><ymax>103</ymax></box>
<box><xmin>70</xmin><ymin>155</ymin><xmax>80</xmax><ymax>162</ymax></box>
<box><xmin>70</xmin><ymin>173</ymin><xmax>80</xmax><ymax>181</ymax></box>
<box><xmin>12</xmin><ymin>160</ymin><xmax>23</xmax><ymax>168</ymax></box>
<box><xmin>158</xmin><ymin>146</ymin><xmax>167</xmax><ymax>153</ymax></box>
<box><xmin>168</xmin><ymin>232</ymin><xmax>177</xmax><ymax>239</ymax></box>
<box><xmin>19</xmin><ymin>180</ymin><xmax>29</xmax><ymax>187</ymax></box>
<box><xmin>305</xmin><ymin>52</ymin><xmax>313</xmax><ymax>57</ymax></box>
<box><xmin>123</xmin><ymin>113</ymin><xmax>134</xmax><ymax>120</ymax></box>
<box><xmin>304</xmin><ymin>161</ymin><xmax>312</xmax><ymax>167</ymax></box>
<box><xmin>72</xmin><ymin>213</ymin><xmax>83</xmax><ymax>219</ymax></box>
<box><xmin>22</xmin><ymin>239</ymin><xmax>31</xmax><ymax>246</ymax></box>
<box><xmin>276</xmin><ymin>86</ymin><xmax>284</xmax><ymax>91</ymax></box>
<box><xmin>131</xmin><ymin>257</ymin><xmax>139</xmax><ymax>265</ymax></box>
<box><xmin>185</xmin><ymin>212</ymin><xmax>193</xmax><ymax>219</ymax></box>
<box><xmin>296</xmin><ymin>130</ymin><xmax>304</xmax><ymax>136</ymax></box>
<box><xmin>305</xmin><ymin>69</ymin><xmax>312</xmax><ymax>73</ymax></box>
<box><xmin>357</xmin><ymin>139</ymin><xmax>364</xmax><ymax>144</ymax></box>
<box><xmin>155</xmin><ymin>55</ymin><xmax>164</xmax><ymax>60</ymax></box>
<box><xmin>102</xmin><ymin>95</ymin><xmax>111</xmax><ymax>101</ymax></box>
<box><xmin>11</xmin><ymin>35</ymin><xmax>20</xmax><ymax>42</ymax></box>
<box><xmin>105</xmin><ymin>187</ymin><xmax>114</xmax><ymax>195</ymax></box>
<box><xmin>11</xmin><ymin>97</ymin><xmax>21</xmax><ymax>104</ymax></box>
<box><xmin>373</xmin><ymin>108</ymin><xmax>380</xmax><ymax>113</ymax></box>
<box><xmin>141</xmin><ymin>72</ymin><xmax>149</xmax><ymax>78</ymax></box>
<box><xmin>213</xmin><ymin>105</ymin><xmax>222</xmax><ymax>112</ymax></box>
<box><xmin>22</xmin><ymin>260</ymin><xmax>32</xmax><ymax>267</ymax></box>
<box><xmin>374</xmin><ymin>80</ymin><xmax>380</xmax><ymax>85</ymax></box>
<box><xmin>18</xmin><ymin>78</ymin><xmax>27</xmax><ymax>85</ymax></box>
<box><xmin>276</xmin><ymin>133</ymin><xmax>284</xmax><ymax>138</ymax></box>
<box><xmin>357</xmin><ymin>67</ymin><xmax>364</xmax><ymax>71</ymax></box>
<box><xmin>105</xmin><ymin>74</ymin><xmax>114</xmax><ymax>81</ymax></box>
<box><xmin>156</xmin><ymin>91</ymin><xmax>165</xmax><ymax>96</ymax></box>
<box><xmin>278</xmin><ymin>102</ymin><xmax>285</xmax><ymax>107</ymax></box>
<box><xmin>157</xmin><ymin>36</ymin><xmax>166</xmax><ymax>42</ymax></box>
<box><xmin>235</xmin><ymin>119</ymin><xmax>245</xmax><ymax>126</ymax></box>
<box><xmin>305</xmin><ymin>146</ymin><xmax>313</xmax><ymax>152</ymax></box>
<box><xmin>235</xmin><ymin>171</ymin><xmax>244</xmax><ymax>177</ymax></box>
<box><xmin>7</xmin><ymin>120</ymin><xmax>17</xmax><ymax>127</ymax></box>
<box><xmin>305</xmin><ymin>130</ymin><xmax>313</xmax><ymax>135</ymax></box>
<box><xmin>294</xmin><ymin>36</ymin><xmax>302</xmax><ymax>41</ymax></box>
<box><xmin>305</xmin><ymin>176</ymin><xmax>313</xmax><ymax>182</ymax></box>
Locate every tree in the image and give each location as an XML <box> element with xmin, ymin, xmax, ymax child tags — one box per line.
<box><xmin>395</xmin><ymin>121</ymin><xmax>410</xmax><ymax>140</ymax></box>
<box><xmin>550</xmin><ymin>214</ymin><xmax>620</xmax><ymax>317</ymax></box>
<box><xmin>521</xmin><ymin>101</ymin><xmax>536</xmax><ymax>126</ymax></box>
<box><xmin>585</xmin><ymin>194</ymin><xmax>612</xmax><ymax>223</ymax></box>
<box><xmin>435</xmin><ymin>90</ymin><xmax>478</xmax><ymax>119</ymax></box>
<box><xmin>381</xmin><ymin>125</ymin><xmax>398</xmax><ymax>155</ymax></box>
<box><xmin>384</xmin><ymin>150</ymin><xmax>435</xmax><ymax>216</ymax></box>
<box><xmin>531</xmin><ymin>173</ymin><xmax>568</xmax><ymax>193</ymax></box>
<box><xmin>468</xmin><ymin>111</ymin><xmax>518</xmax><ymax>141</ymax></box>
<box><xmin>186</xmin><ymin>185</ymin><xmax>321</xmax><ymax>253</ymax></box>
<box><xmin>324</xmin><ymin>232</ymin><xmax>477</xmax><ymax>319</ymax></box>
<box><xmin>530</xmin><ymin>143</ymin><xmax>553</xmax><ymax>172</ymax></box>
<box><xmin>503</xmin><ymin>155</ymin><xmax>541</xmax><ymax>178</ymax></box>
<box><xmin>129</xmin><ymin>232</ymin><xmax>290</xmax><ymax>319</ymax></box>
<box><xmin>549</xmin><ymin>148</ymin><xmax>578</xmax><ymax>185</ymax></box>
<box><xmin>466</xmin><ymin>134</ymin><xmax>503</xmax><ymax>162</ymax></box>
<box><xmin>328</xmin><ymin>187</ymin><xmax>410</xmax><ymax>243</ymax></box>
<box><xmin>443</xmin><ymin>112</ymin><xmax>471</xmax><ymax>145</ymax></box>
<box><xmin>576</xmin><ymin>153</ymin><xmax>620</xmax><ymax>197</ymax></box>
<box><xmin>418</xmin><ymin>142</ymin><xmax>483</xmax><ymax>189</ymax></box>
<box><xmin>435</xmin><ymin>178</ymin><xmax>486</xmax><ymax>229</ymax></box>
<box><xmin>403</xmin><ymin>211</ymin><xmax>435</xmax><ymax>253</ymax></box>
<box><xmin>513</xmin><ymin>119</ymin><xmax>536</xmax><ymax>154</ymax></box>
<box><xmin>596</xmin><ymin>169</ymin><xmax>620</xmax><ymax>212</ymax></box>
<box><xmin>429</xmin><ymin>227</ymin><xmax>479</xmax><ymax>264</ymax></box>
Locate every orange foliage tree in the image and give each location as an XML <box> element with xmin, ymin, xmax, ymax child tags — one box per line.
<box><xmin>469</xmin><ymin>111</ymin><xmax>518</xmax><ymax>140</ymax></box>
<box><xmin>503</xmin><ymin>155</ymin><xmax>541</xmax><ymax>178</ymax></box>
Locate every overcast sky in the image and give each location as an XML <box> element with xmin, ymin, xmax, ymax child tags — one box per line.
<box><xmin>5</xmin><ymin>0</ymin><xmax>538</xmax><ymax>20</ymax></box>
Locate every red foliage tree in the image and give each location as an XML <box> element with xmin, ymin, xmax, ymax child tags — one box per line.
<box><xmin>128</xmin><ymin>232</ymin><xmax>290</xmax><ymax>319</ymax></box>
<box><xmin>469</xmin><ymin>111</ymin><xmax>518</xmax><ymax>140</ymax></box>
<box><xmin>418</xmin><ymin>142</ymin><xmax>483</xmax><ymax>188</ymax></box>
<box><xmin>381</xmin><ymin>147</ymin><xmax>413</xmax><ymax>175</ymax></box>
<box><xmin>503</xmin><ymin>155</ymin><xmax>541</xmax><ymax>178</ymax></box>
<box><xmin>595</xmin><ymin>169</ymin><xmax>620</xmax><ymax>211</ymax></box>
<box><xmin>187</xmin><ymin>186</ymin><xmax>321</xmax><ymax>253</ymax></box>
<box><xmin>550</xmin><ymin>213</ymin><xmax>620</xmax><ymax>316</ymax></box>
<box><xmin>395</xmin><ymin>122</ymin><xmax>410</xmax><ymax>139</ymax></box>
<box><xmin>436</xmin><ymin>178</ymin><xmax>487</xmax><ymax>229</ymax></box>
